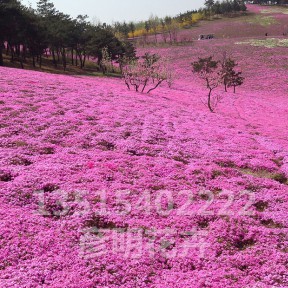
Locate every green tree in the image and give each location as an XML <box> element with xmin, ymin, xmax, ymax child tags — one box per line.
<box><xmin>149</xmin><ymin>15</ymin><xmax>160</xmax><ymax>43</ymax></box>
<box><xmin>129</xmin><ymin>22</ymin><xmax>136</xmax><ymax>38</ymax></box>
<box><xmin>87</xmin><ymin>26</ymin><xmax>135</xmax><ymax>68</ymax></box>
<box><xmin>0</xmin><ymin>0</ymin><xmax>24</xmax><ymax>66</ymax></box>
<box><xmin>221</xmin><ymin>56</ymin><xmax>236</xmax><ymax>92</ymax></box>
<box><xmin>164</xmin><ymin>16</ymin><xmax>173</xmax><ymax>43</ymax></box>
<box><xmin>144</xmin><ymin>21</ymin><xmax>150</xmax><ymax>33</ymax></box>
<box><xmin>227</xmin><ymin>70</ymin><xmax>244</xmax><ymax>93</ymax></box>
<box><xmin>205</xmin><ymin>0</ymin><xmax>215</xmax><ymax>18</ymax></box>
<box><xmin>220</xmin><ymin>54</ymin><xmax>244</xmax><ymax>92</ymax></box>
<box><xmin>192</xmin><ymin>56</ymin><xmax>221</xmax><ymax>112</ymax></box>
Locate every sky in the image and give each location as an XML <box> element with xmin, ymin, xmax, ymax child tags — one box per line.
<box><xmin>20</xmin><ymin>0</ymin><xmax>206</xmax><ymax>24</ymax></box>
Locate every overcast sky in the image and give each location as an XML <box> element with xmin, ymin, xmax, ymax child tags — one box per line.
<box><xmin>20</xmin><ymin>0</ymin><xmax>205</xmax><ymax>24</ymax></box>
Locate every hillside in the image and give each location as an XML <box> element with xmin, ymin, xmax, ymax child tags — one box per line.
<box><xmin>182</xmin><ymin>4</ymin><xmax>288</xmax><ymax>40</ymax></box>
<box><xmin>0</xmin><ymin>4</ymin><xmax>288</xmax><ymax>288</ymax></box>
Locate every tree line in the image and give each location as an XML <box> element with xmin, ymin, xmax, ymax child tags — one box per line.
<box><xmin>203</xmin><ymin>0</ymin><xmax>247</xmax><ymax>16</ymax></box>
<box><xmin>246</xmin><ymin>0</ymin><xmax>288</xmax><ymax>4</ymax></box>
<box><xmin>0</xmin><ymin>0</ymin><xmax>135</xmax><ymax>70</ymax></box>
<box><xmin>0</xmin><ymin>0</ymin><xmax>248</xmax><ymax>71</ymax></box>
<box><xmin>109</xmin><ymin>0</ymin><xmax>247</xmax><ymax>43</ymax></box>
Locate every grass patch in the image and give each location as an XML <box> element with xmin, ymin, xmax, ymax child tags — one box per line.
<box><xmin>247</xmin><ymin>15</ymin><xmax>278</xmax><ymax>26</ymax></box>
<box><xmin>13</xmin><ymin>140</ymin><xmax>28</xmax><ymax>147</ymax></box>
<box><xmin>97</xmin><ymin>140</ymin><xmax>115</xmax><ymax>151</ymax></box>
<box><xmin>236</xmin><ymin>38</ymin><xmax>288</xmax><ymax>48</ymax></box>
<box><xmin>172</xmin><ymin>155</ymin><xmax>189</xmax><ymax>165</ymax></box>
<box><xmin>240</xmin><ymin>168</ymin><xmax>287</xmax><ymax>184</ymax></box>
<box><xmin>0</xmin><ymin>171</ymin><xmax>13</xmax><ymax>182</ymax></box>
<box><xmin>261</xmin><ymin>7</ymin><xmax>288</xmax><ymax>15</ymax></box>
<box><xmin>271</xmin><ymin>157</ymin><xmax>284</xmax><ymax>167</ymax></box>
<box><xmin>216</xmin><ymin>160</ymin><xmax>236</xmax><ymax>168</ymax></box>
<box><xmin>261</xmin><ymin>219</ymin><xmax>284</xmax><ymax>228</ymax></box>
<box><xmin>234</xmin><ymin>238</ymin><xmax>255</xmax><ymax>250</ymax></box>
<box><xmin>253</xmin><ymin>200</ymin><xmax>269</xmax><ymax>212</ymax></box>
<box><xmin>272</xmin><ymin>173</ymin><xmax>288</xmax><ymax>184</ymax></box>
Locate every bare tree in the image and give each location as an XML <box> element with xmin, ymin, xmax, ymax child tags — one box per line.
<box><xmin>160</xmin><ymin>19</ymin><xmax>168</xmax><ymax>43</ymax></box>
<box><xmin>122</xmin><ymin>53</ymin><xmax>172</xmax><ymax>93</ymax></box>
<box><xmin>149</xmin><ymin>15</ymin><xmax>160</xmax><ymax>44</ymax></box>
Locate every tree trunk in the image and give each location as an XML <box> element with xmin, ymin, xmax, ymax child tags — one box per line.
<box><xmin>147</xmin><ymin>79</ymin><xmax>164</xmax><ymax>93</ymax></box>
<box><xmin>83</xmin><ymin>54</ymin><xmax>86</xmax><ymax>68</ymax></box>
<box><xmin>10</xmin><ymin>51</ymin><xmax>14</xmax><ymax>62</ymax></box>
<box><xmin>162</xmin><ymin>32</ymin><xmax>167</xmax><ymax>43</ymax></box>
<box><xmin>57</xmin><ymin>49</ymin><xmax>60</xmax><ymax>63</ymax></box>
<box><xmin>207</xmin><ymin>88</ymin><xmax>214</xmax><ymax>112</ymax></box>
<box><xmin>10</xmin><ymin>45</ymin><xmax>14</xmax><ymax>62</ymax></box>
<box><xmin>141</xmin><ymin>79</ymin><xmax>149</xmax><ymax>93</ymax></box>
<box><xmin>62</xmin><ymin>48</ymin><xmax>66</xmax><ymax>71</ymax></box>
<box><xmin>20</xmin><ymin>58</ymin><xmax>24</xmax><ymax>69</ymax></box>
<box><xmin>52</xmin><ymin>50</ymin><xmax>57</xmax><ymax>67</ymax></box>
<box><xmin>124</xmin><ymin>79</ymin><xmax>130</xmax><ymax>90</ymax></box>
<box><xmin>169</xmin><ymin>31</ymin><xmax>172</xmax><ymax>44</ymax></box>
<box><xmin>233</xmin><ymin>86</ymin><xmax>236</xmax><ymax>93</ymax></box>
<box><xmin>20</xmin><ymin>50</ymin><xmax>24</xmax><ymax>69</ymax></box>
<box><xmin>71</xmin><ymin>48</ymin><xmax>74</xmax><ymax>65</ymax></box>
<box><xmin>22</xmin><ymin>45</ymin><xmax>26</xmax><ymax>61</ymax></box>
<box><xmin>0</xmin><ymin>43</ymin><xmax>3</xmax><ymax>66</ymax></box>
<box><xmin>80</xmin><ymin>54</ymin><xmax>83</xmax><ymax>69</ymax></box>
<box><xmin>97</xmin><ymin>54</ymin><xmax>102</xmax><ymax>66</ymax></box>
<box><xmin>77</xmin><ymin>51</ymin><xmax>83</xmax><ymax>69</ymax></box>
<box><xmin>15</xmin><ymin>45</ymin><xmax>19</xmax><ymax>57</ymax></box>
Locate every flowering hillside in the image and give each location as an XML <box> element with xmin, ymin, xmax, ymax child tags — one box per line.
<box><xmin>142</xmin><ymin>4</ymin><xmax>288</xmax><ymax>44</ymax></box>
<box><xmin>0</xmin><ymin>6</ymin><xmax>288</xmax><ymax>288</ymax></box>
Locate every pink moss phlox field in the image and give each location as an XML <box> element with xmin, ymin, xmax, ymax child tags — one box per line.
<box><xmin>1</xmin><ymin>7</ymin><xmax>288</xmax><ymax>288</ymax></box>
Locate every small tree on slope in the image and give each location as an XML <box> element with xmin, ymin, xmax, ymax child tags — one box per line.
<box><xmin>192</xmin><ymin>56</ymin><xmax>221</xmax><ymax>112</ymax></box>
<box><xmin>227</xmin><ymin>69</ymin><xmax>244</xmax><ymax>93</ymax></box>
<box><xmin>221</xmin><ymin>57</ymin><xmax>235</xmax><ymax>92</ymax></box>
<box><xmin>122</xmin><ymin>53</ymin><xmax>172</xmax><ymax>93</ymax></box>
<box><xmin>221</xmin><ymin>55</ymin><xmax>244</xmax><ymax>93</ymax></box>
